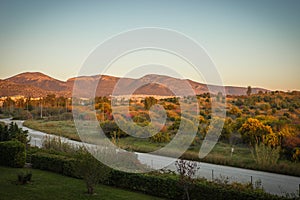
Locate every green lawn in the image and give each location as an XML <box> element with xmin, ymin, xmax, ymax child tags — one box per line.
<box><xmin>0</xmin><ymin>167</ymin><xmax>164</xmax><ymax>200</ymax></box>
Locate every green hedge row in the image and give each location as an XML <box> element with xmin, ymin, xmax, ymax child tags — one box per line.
<box><xmin>31</xmin><ymin>152</ymin><xmax>77</xmax><ymax>178</ymax></box>
<box><xmin>30</xmin><ymin>151</ymin><xmax>287</xmax><ymax>200</ymax></box>
<box><xmin>109</xmin><ymin>171</ymin><xmax>182</xmax><ymax>198</ymax></box>
<box><xmin>108</xmin><ymin>170</ymin><xmax>284</xmax><ymax>200</ymax></box>
<box><xmin>0</xmin><ymin>140</ymin><xmax>26</xmax><ymax>168</ymax></box>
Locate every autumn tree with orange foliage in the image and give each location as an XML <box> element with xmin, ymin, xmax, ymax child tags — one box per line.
<box><xmin>239</xmin><ymin>118</ymin><xmax>281</xmax><ymax>166</ymax></box>
<box><xmin>239</xmin><ymin>118</ymin><xmax>277</xmax><ymax>147</ymax></box>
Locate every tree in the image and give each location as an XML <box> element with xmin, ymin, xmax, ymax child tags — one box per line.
<box><xmin>239</xmin><ymin>118</ymin><xmax>274</xmax><ymax>147</ymax></box>
<box><xmin>100</xmin><ymin>121</ymin><xmax>127</xmax><ymax>137</ymax></box>
<box><xmin>45</xmin><ymin>94</ymin><xmax>56</xmax><ymax>107</ymax></box>
<box><xmin>0</xmin><ymin>122</ymin><xmax>29</xmax><ymax>145</ymax></box>
<box><xmin>277</xmin><ymin>126</ymin><xmax>296</xmax><ymax>147</ymax></box>
<box><xmin>228</xmin><ymin>106</ymin><xmax>242</xmax><ymax>118</ymax></box>
<box><xmin>292</xmin><ymin>148</ymin><xmax>300</xmax><ymax>162</ymax></box>
<box><xmin>239</xmin><ymin>118</ymin><xmax>281</xmax><ymax>166</ymax></box>
<box><xmin>0</xmin><ymin>123</ymin><xmax>9</xmax><ymax>141</ymax></box>
<box><xmin>144</xmin><ymin>97</ymin><xmax>157</xmax><ymax>110</ymax></box>
<box><xmin>216</xmin><ymin>92</ymin><xmax>223</xmax><ymax>102</ymax></box>
<box><xmin>247</xmin><ymin>86</ymin><xmax>252</xmax><ymax>96</ymax></box>
<box><xmin>220</xmin><ymin>118</ymin><xmax>233</xmax><ymax>142</ymax></box>
<box><xmin>75</xmin><ymin>149</ymin><xmax>111</xmax><ymax>195</ymax></box>
<box><xmin>175</xmin><ymin>159</ymin><xmax>199</xmax><ymax>200</ymax></box>
<box><xmin>2</xmin><ymin>97</ymin><xmax>15</xmax><ymax>113</ymax></box>
<box><xmin>149</xmin><ymin>132</ymin><xmax>170</xmax><ymax>143</ymax></box>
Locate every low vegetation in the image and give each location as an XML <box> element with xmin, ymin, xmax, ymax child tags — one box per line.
<box><xmin>26</xmin><ymin>145</ymin><xmax>288</xmax><ymax>200</ymax></box>
<box><xmin>0</xmin><ymin>124</ymin><xmax>295</xmax><ymax>199</ymax></box>
<box><xmin>0</xmin><ymin>166</ymin><xmax>164</xmax><ymax>200</ymax></box>
<box><xmin>2</xmin><ymin>91</ymin><xmax>300</xmax><ymax>176</ymax></box>
<box><xmin>23</xmin><ymin>119</ymin><xmax>300</xmax><ymax>176</ymax></box>
<box><xmin>0</xmin><ymin>140</ymin><xmax>26</xmax><ymax>168</ymax></box>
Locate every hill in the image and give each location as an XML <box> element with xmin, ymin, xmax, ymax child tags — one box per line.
<box><xmin>0</xmin><ymin>72</ymin><xmax>269</xmax><ymax>97</ymax></box>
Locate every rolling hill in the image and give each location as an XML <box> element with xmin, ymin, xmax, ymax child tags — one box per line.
<box><xmin>0</xmin><ymin>72</ymin><xmax>269</xmax><ymax>98</ymax></box>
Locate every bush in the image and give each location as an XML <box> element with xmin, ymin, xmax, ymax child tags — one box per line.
<box><xmin>29</xmin><ymin>150</ymin><xmax>287</xmax><ymax>200</ymax></box>
<box><xmin>0</xmin><ymin>122</ymin><xmax>29</xmax><ymax>145</ymax></box>
<box><xmin>108</xmin><ymin>170</ymin><xmax>181</xmax><ymax>198</ymax></box>
<box><xmin>74</xmin><ymin>150</ymin><xmax>111</xmax><ymax>194</ymax></box>
<box><xmin>0</xmin><ymin>140</ymin><xmax>26</xmax><ymax>168</ymax></box>
<box><xmin>17</xmin><ymin>170</ymin><xmax>32</xmax><ymax>184</ymax></box>
<box><xmin>108</xmin><ymin>170</ymin><xmax>284</xmax><ymax>200</ymax></box>
<box><xmin>31</xmin><ymin>152</ymin><xmax>76</xmax><ymax>176</ymax></box>
<box><xmin>12</xmin><ymin>109</ymin><xmax>33</xmax><ymax>120</ymax></box>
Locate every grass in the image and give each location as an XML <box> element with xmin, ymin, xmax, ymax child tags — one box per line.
<box><xmin>23</xmin><ymin>119</ymin><xmax>300</xmax><ymax>177</ymax></box>
<box><xmin>24</xmin><ymin>120</ymin><xmax>79</xmax><ymax>141</ymax></box>
<box><xmin>0</xmin><ymin>114</ymin><xmax>11</xmax><ymax>119</ymax></box>
<box><xmin>23</xmin><ymin>119</ymin><xmax>254</xmax><ymax>162</ymax></box>
<box><xmin>0</xmin><ymin>166</ymin><xmax>164</xmax><ymax>200</ymax></box>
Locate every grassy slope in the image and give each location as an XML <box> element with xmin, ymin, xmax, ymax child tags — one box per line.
<box><xmin>0</xmin><ymin>167</ymin><xmax>164</xmax><ymax>200</ymax></box>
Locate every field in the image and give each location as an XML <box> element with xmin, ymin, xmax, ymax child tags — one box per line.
<box><xmin>24</xmin><ymin>120</ymin><xmax>79</xmax><ymax>141</ymax></box>
<box><xmin>4</xmin><ymin>91</ymin><xmax>300</xmax><ymax>176</ymax></box>
<box><xmin>0</xmin><ymin>166</ymin><xmax>164</xmax><ymax>200</ymax></box>
<box><xmin>23</xmin><ymin>119</ymin><xmax>300</xmax><ymax>176</ymax></box>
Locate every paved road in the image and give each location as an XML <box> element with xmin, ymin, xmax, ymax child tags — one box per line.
<box><xmin>136</xmin><ymin>152</ymin><xmax>300</xmax><ymax>196</ymax></box>
<box><xmin>1</xmin><ymin>118</ymin><xmax>300</xmax><ymax>196</ymax></box>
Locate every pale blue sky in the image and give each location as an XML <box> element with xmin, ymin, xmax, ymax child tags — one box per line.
<box><xmin>0</xmin><ymin>0</ymin><xmax>299</xmax><ymax>90</ymax></box>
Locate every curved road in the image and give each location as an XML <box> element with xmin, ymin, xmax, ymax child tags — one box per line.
<box><xmin>1</xmin><ymin>118</ymin><xmax>299</xmax><ymax>196</ymax></box>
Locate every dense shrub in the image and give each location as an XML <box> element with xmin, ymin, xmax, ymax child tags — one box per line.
<box><xmin>12</xmin><ymin>109</ymin><xmax>33</xmax><ymax>120</ymax></box>
<box><xmin>0</xmin><ymin>140</ymin><xmax>26</xmax><ymax>168</ymax></box>
<box><xmin>17</xmin><ymin>170</ymin><xmax>32</xmax><ymax>184</ymax></box>
<box><xmin>0</xmin><ymin>122</ymin><xmax>29</xmax><ymax>145</ymax></box>
<box><xmin>109</xmin><ymin>170</ymin><xmax>181</xmax><ymax>198</ymax></box>
<box><xmin>108</xmin><ymin>170</ymin><xmax>285</xmax><ymax>200</ymax></box>
<box><xmin>30</xmin><ymin>152</ymin><xmax>77</xmax><ymax>177</ymax></box>
<box><xmin>29</xmin><ymin>151</ymin><xmax>287</xmax><ymax>200</ymax></box>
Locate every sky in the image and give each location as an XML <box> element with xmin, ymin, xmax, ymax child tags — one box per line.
<box><xmin>0</xmin><ymin>0</ymin><xmax>299</xmax><ymax>91</ymax></box>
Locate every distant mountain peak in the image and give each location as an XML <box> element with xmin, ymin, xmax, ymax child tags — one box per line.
<box><xmin>5</xmin><ymin>72</ymin><xmax>68</xmax><ymax>94</ymax></box>
<box><xmin>11</xmin><ymin>72</ymin><xmax>53</xmax><ymax>79</ymax></box>
<box><xmin>0</xmin><ymin>72</ymin><xmax>270</xmax><ymax>98</ymax></box>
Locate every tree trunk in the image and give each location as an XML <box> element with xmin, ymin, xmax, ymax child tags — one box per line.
<box><xmin>87</xmin><ymin>185</ymin><xmax>94</xmax><ymax>194</ymax></box>
<box><xmin>185</xmin><ymin>187</ymin><xmax>190</xmax><ymax>200</ymax></box>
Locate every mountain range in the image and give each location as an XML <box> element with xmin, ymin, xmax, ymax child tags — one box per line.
<box><xmin>0</xmin><ymin>72</ymin><xmax>269</xmax><ymax>98</ymax></box>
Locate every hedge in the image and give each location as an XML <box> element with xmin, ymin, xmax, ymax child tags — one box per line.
<box><xmin>31</xmin><ymin>152</ymin><xmax>77</xmax><ymax>178</ymax></box>
<box><xmin>0</xmin><ymin>140</ymin><xmax>26</xmax><ymax>168</ymax></box>
<box><xmin>29</xmin><ymin>151</ymin><xmax>288</xmax><ymax>200</ymax></box>
<box><xmin>108</xmin><ymin>170</ymin><xmax>285</xmax><ymax>200</ymax></box>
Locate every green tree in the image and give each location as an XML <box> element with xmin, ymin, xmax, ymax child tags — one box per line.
<box><xmin>0</xmin><ymin>122</ymin><xmax>29</xmax><ymax>145</ymax></box>
<box><xmin>75</xmin><ymin>149</ymin><xmax>111</xmax><ymax>195</ymax></box>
